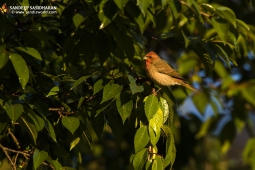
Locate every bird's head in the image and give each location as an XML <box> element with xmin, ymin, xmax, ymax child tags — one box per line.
<box><xmin>143</xmin><ymin>51</ymin><xmax>160</xmax><ymax>65</ymax></box>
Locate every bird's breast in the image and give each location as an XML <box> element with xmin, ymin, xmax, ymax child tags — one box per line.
<box><xmin>146</xmin><ymin>66</ymin><xmax>181</xmax><ymax>86</ymax></box>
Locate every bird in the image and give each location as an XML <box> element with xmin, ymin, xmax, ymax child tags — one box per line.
<box><xmin>143</xmin><ymin>51</ymin><xmax>197</xmax><ymax>92</ymax></box>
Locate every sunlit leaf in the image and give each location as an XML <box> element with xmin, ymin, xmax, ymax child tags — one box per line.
<box><xmin>70</xmin><ymin>137</ymin><xmax>80</xmax><ymax>151</ymax></box>
<box><xmin>133</xmin><ymin>148</ymin><xmax>148</xmax><ymax>170</ymax></box>
<box><xmin>215</xmin><ymin>7</ymin><xmax>236</xmax><ymax>27</ymax></box>
<box><xmin>15</xmin><ymin>46</ymin><xmax>42</xmax><ymax>61</ymax></box>
<box><xmin>46</xmin><ymin>86</ymin><xmax>59</xmax><ymax>97</ymax></box>
<box><xmin>134</xmin><ymin>126</ymin><xmax>149</xmax><ymax>153</ymax></box>
<box><xmin>144</xmin><ymin>95</ymin><xmax>160</xmax><ymax>120</ymax></box>
<box><xmin>33</xmin><ymin>149</ymin><xmax>48</xmax><ymax>170</ymax></box>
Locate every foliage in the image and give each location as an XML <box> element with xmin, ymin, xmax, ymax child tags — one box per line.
<box><xmin>0</xmin><ymin>0</ymin><xmax>255</xmax><ymax>169</ymax></box>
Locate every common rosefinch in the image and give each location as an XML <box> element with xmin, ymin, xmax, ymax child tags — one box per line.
<box><xmin>143</xmin><ymin>51</ymin><xmax>196</xmax><ymax>91</ymax></box>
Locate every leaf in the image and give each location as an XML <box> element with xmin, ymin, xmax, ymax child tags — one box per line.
<box><xmin>0</xmin><ymin>52</ymin><xmax>9</xmax><ymax>69</ymax></box>
<box><xmin>149</xmin><ymin>108</ymin><xmax>163</xmax><ymax>135</ymax></box>
<box><xmin>62</xmin><ymin>116</ymin><xmax>80</xmax><ymax>134</ymax></box>
<box><xmin>153</xmin><ymin>156</ymin><xmax>164</xmax><ymax>170</ymax></box>
<box><xmin>71</xmin><ymin>75</ymin><xmax>90</xmax><ymax>90</ymax></box>
<box><xmin>149</xmin><ymin>126</ymin><xmax>160</xmax><ymax>146</ymax></box>
<box><xmin>144</xmin><ymin>95</ymin><xmax>160</xmax><ymax>120</ymax></box>
<box><xmin>134</xmin><ymin>126</ymin><xmax>149</xmax><ymax>153</ymax></box>
<box><xmin>215</xmin><ymin>7</ymin><xmax>236</xmax><ymax>27</ymax></box>
<box><xmin>34</xmin><ymin>101</ymin><xmax>50</xmax><ymax>118</ymax></box>
<box><xmin>113</xmin><ymin>0</ymin><xmax>128</xmax><ymax>12</ymax></box>
<box><xmin>45</xmin><ymin>120</ymin><xmax>57</xmax><ymax>142</ymax></box>
<box><xmin>15</xmin><ymin>47</ymin><xmax>42</xmax><ymax>61</ymax></box>
<box><xmin>211</xmin><ymin>17</ymin><xmax>229</xmax><ymax>42</ymax></box>
<box><xmin>27</xmin><ymin>109</ymin><xmax>45</xmax><ymax>131</ymax></box>
<box><xmin>4</xmin><ymin>102</ymin><xmax>23</xmax><ymax>122</ymax></box>
<box><xmin>214</xmin><ymin>44</ymin><xmax>231</xmax><ymax>69</ymax></box>
<box><xmin>133</xmin><ymin>148</ymin><xmax>148</xmax><ymax>170</ymax></box>
<box><xmin>192</xmin><ymin>91</ymin><xmax>209</xmax><ymax>114</ymax></box>
<box><xmin>101</xmin><ymin>83</ymin><xmax>123</xmax><ymax>103</ymax></box>
<box><xmin>168</xmin><ymin>0</ymin><xmax>180</xmax><ymax>18</ymax></box>
<box><xmin>46</xmin><ymin>86</ymin><xmax>59</xmax><ymax>97</ymax></box>
<box><xmin>19</xmin><ymin>115</ymin><xmax>38</xmax><ymax>144</ymax></box>
<box><xmin>116</xmin><ymin>93</ymin><xmax>133</xmax><ymax>124</ymax></box>
<box><xmin>93</xmin><ymin>79</ymin><xmax>104</xmax><ymax>95</ymax></box>
<box><xmin>128</xmin><ymin>75</ymin><xmax>144</xmax><ymax>95</ymax></box>
<box><xmin>73</xmin><ymin>10</ymin><xmax>93</xmax><ymax>29</ymax></box>
<box><xmin>164</xmin><ymin>128</ymin><xmax>176</xmax><ymax>168</ymax></box>
<box><xmin>137</xmin><ymin>0</ymin><xmax>153</xmax><ymax>14</ymax></box>
<box><xmin>201</xmin><ymin>3</ymin><xmax>215</xmax><ymax>15</ymax></box>
<box><xmin>70</xmin><ymin>137</ymin><xmax>80</xmax><ymax>151</ymax></box>
<box><xmin>33</xmin><ymin>149</ymin><xmax>48</xmax><ymax>170</ymax></box>
<box><xmin>98</xmin><ymin>0</ymin><xmax>118</xmax><ymax>29</ymax></box>
<box><xmin>10</xmin><ymin>53</ymin><xmax>29</xmax><ymax>89</ymax></box>
<box><xmin>160</xmin><ymin>97</ymin><xmax>171</xmax><ymax>124</ymax></box>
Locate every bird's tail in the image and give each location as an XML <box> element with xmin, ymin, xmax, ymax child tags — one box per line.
<box><xmin>183</xmin><ymin>82</ymin><xmax>197</xmax><ymax>91</ymax></box>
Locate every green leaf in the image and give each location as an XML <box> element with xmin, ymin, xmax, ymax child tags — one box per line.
<box><xmin>62</xmin><ymin>117</ymin><xmax>80</xmax><ymax>134</ymax></box>
<box><xmin>168</xmin><ymin>0</ymin><xmax>180</xmax><ymax>18</ymax></box>
<box><xmin>215</xmin><ymin>7</ymin><xmax>236</xmax><ymax>27</ymax></box>
<box><xmin>15</xmin><ymin>47</ymin><xmax>42</xmax><ymax>61</ymax></box>
<box><xmin>10</xmin><ymin>53</ymin><xmax>29</xmax><ymax>89</ymax></box>
<box><xmin>19</xmin><ymin>115</ymin><xmax>38</xmax><ymax>144</ymax></box>
<box><xmin>101</xmin><ymin>83</ymin><xmax>123</xmax><ymax>103</ymax></box>
<box><xmin>195</xmin><ymin>117</ymin><xmax>214</xmax><ymax>139</ymax></box>
<box><xmin>211</xmin><ymin>17</ymin><xmax>229</xmax><ymax>42</ymax></box>
<box><xmin>137</xmin><ymin>0</ymin><xmax>153</xmax><ymax>14</ymax></box>
<box><xmin>71</xmin><ymin>76</ymin><xmax>90</xmax><ymax>90</ymax></box>
<box><xmin>153</xmin><ymin>156</ymin><xmax>164</xmax><ymax>170</ymax></box>
<box><xmin>192</xmin><ymin>91</ymin><xmax>209</xmax><ymax>114</ymax></box>
<box><xmin>149</xmin><ymin>126</ymin><xmax>160</xmax><ymax>146</ymax></box>
<box><xmin>70</xmin><ymin>137</ymin><xmax>80</xmax><ymax>151</ymax></box>
<box><xmin>181</xmin><ymin>30</ymin><xmax>191</xmax><ymax>48</ymax></box>
<box><xmin>113</xmin><ymin>0</ymin><xmax>128</xmax><ymax>12</ymax></box>
<box><xmin>4</xmin><ymin>103</ymin><xmax>23</xmax><ymax>122</ymax></box>
<box><xmin>160</xmin><ymin>97</ymin><xmax>172</xmax><ymax>125</ymax></box>
<box><xmin>45</xmin><ymin>120</ymin><xmax>57</xmax><ymax>142</ymax></box>
<box><xmin>27</xmin><ymin>109</ymin><xmax>45</xmax><ymax>131</ymax></box>
<box><xmin>133</xmin><ymin>148</ymin><xmax>148</xmax><ymax>170</ymax></box>
<box><xmin>144</xmin><ymin>95</ymin><xmax>160</xmax><ymax>120</ymax></box>
<box><xmin>33</xmin><ymin>149</ymin><xmax>48</xmax><ymax>170</ymax></box>
<box><xmin>201</xmin><ymin>3</ymin><xmax>215</xmax><ymax>15</ymax></box>
<box><xmin>149</xmin><ymin>108</ymin><xmax>163</xmax><ymax>135</ymax></box>
<box><xmin>73</xmin><ymin>10</ymin><xmax>92</xmax><ymax>29</ymax></box>
<box><xmin>134</xmin><ymin>126</ymin><xmax>150</xmax><ymax>153</ymax></box>
<box><xmin>93</xmin><ymin>79</ymin><xmax>104</xmax><ymax>95</ymax></box>
<box><xmin>46</xmin><ymin>86</ymin><xmax>59</xmax><ymax>97</ymax></box>
<box><xmin>33</xmin><ymin>101</ymin><xmax>50</xmax><ymax>118</ymax></box>
<box><xmin>98</xmin><ymin>0</ymin><xmax>118</xmax><ymax>29</ymax></box>
<box><xmin>128</xmin><ymin>75</ymin><xmax>144</xmax><ymax>95</ymax></box>
<box><xmin>164</xmin><ymin>128</ymin><xmax>176</xmax><ymax>168</ymax></box>
<box><xmin>0</xmin><ymin>52</ymin><xmax>9</xmax><ymax>69</ymax></box>
<box><xmin>116</xmin><ymin>93</ymin><xmax>133</xmax><ymax>124</ymax></box>
<box><xmin>214</xmin><ymin>44</ymin><xmax>231</xmax><ymax>69</ymax></box>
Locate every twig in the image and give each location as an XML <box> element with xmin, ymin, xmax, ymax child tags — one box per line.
<box><xmin>8</xmin><ymin>128</ymin><xmax>21</xmax><ymax>149</ymax></box>
<box><xmin>0</xmin><ymin>144</ymin><xmax>16</xmax><ymax>170</ymax></box>
<box><xmin>42</xmin><ymin>161</ymin><xmax>55</xmax><ymax>170</ymax></box>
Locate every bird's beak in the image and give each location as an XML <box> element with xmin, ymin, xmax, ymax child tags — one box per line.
<box><xmin>143</xmin><ymin>56</ymin><xmax>147</xmax><ymax>60</ymax></box>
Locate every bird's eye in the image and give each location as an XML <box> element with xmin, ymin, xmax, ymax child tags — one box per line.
<box><xmin>148</xmin><ymin>56</ymin><xmax>152</xmax><ymax>58</ymax></box>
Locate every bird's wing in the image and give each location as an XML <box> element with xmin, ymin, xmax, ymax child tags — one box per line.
<box><xmin>153</xmin><ymin>60</ymin><xmax>188</xmax><ymax>83</ymax></box>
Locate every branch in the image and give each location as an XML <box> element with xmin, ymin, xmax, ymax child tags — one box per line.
<box><xmin>8</xmin><ymin>128</ymin><xmax>21</xmax><ymax>149</ymax></box>
<box><xmin>0</xmin><ymin>144</ymin><xmax>16</xmax><ymax>170</ymax></box>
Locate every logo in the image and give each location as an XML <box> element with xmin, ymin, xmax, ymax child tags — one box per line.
<box><xmin>0</xmin><ymin>3</ymin><xmax>7</xmax><ymax>14</ymax></box>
